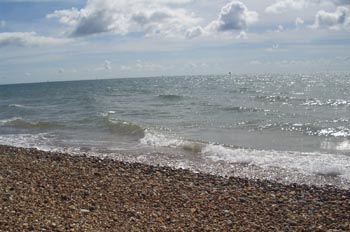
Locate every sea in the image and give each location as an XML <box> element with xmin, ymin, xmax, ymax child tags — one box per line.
<box><xmin>1</xmin><ymin>73</ymin><xmax>350</xmax><ymax>189</ymax></box>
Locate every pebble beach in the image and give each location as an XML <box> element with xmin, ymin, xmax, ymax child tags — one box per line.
<box><xmin>1</xmin><ymin>145</ymin><xmax>350</xmax><ymax>231</ymax></box>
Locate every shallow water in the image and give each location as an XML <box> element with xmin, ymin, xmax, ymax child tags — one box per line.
<box><xmin>1</xmin><ymin>74</ymin><xmax>350</xmax><ymax>188</ymax></box>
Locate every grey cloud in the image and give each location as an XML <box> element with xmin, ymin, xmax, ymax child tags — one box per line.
<box><xmin>104</xmin><ymin>60</ymin><xmax>112</xmax><ymax>70</ymax></box>
<box><xmin>132</xmin><ymin>11</ymin><xmax>172</xmax><ymax>25</ymax></box>
<box><xmin>0</xmin><ymin>32</ymin><xmax>69</xmax><ymax>47</ymax></box>
<box><xmin>185</xmin><ymin>26</ymin><xmax>203</xmax><ymax>38</ymax></box>
<box><xmin>71</xmin><ymin>11</ymin><xmax>111</xmax><ymax>36</ymax></box>
<box><xmin>47</xmin><ymin>0</ymin><xmax>201</xmax><ymax>38</ymax></box>
<box><xmin>313</xmin><ymin>6</ymin><xmax>349</xmax><ymax>29</ymax></box>
<box><xmin>207</xmin><ymin>1</ymin><xmax>258</xmax><ymax>32</ymax></box>
<box><xmin>295</xmin><ymin>17</ymin><xmax>304</xmax><ymax>28</ymax></box>
<box><xmin>266</xmin><ymin>0</ymin><xmax>350</xmax><ymax>14</ymax></box>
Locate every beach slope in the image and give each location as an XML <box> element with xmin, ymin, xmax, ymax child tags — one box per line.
<box><xmin>1</xmin><ymin>145</ymin><xmax>349</xmax><ymax>231</ymax></box>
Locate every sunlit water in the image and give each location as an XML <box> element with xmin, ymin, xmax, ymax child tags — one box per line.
<box><xmin>1</xmin><ymin>74</ymin><xmax>350</xmax><ymax>188</ymax></box>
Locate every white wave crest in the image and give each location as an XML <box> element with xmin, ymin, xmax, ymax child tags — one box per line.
<box><xmin>0</xmin><ymin>117</ymin><xmax>22</xmax><ymax>126</ymax></box>
<box><xmin>140</xmin><ymin>130</ymin><xmax>203</xmax><ymax>153</ymax></box>
<box><xmin>319</xmin><ymin>127</ymin><xmax>350</xmax><ymax>137</ymax></box>
<box><xmin>202</xmin><ymin>144</ymin><xmax>253</xmax><ymax>164</ymax></box>
<box><xmin>202</xmin><ymin>143</ymin><xmax>350</xmax><ymax>178</ymax></box>
<box><xmin>8</xmin><ymin>104</ymin><xmax>33</xmax><ymax>109</ymax></box>
<box><xmin>140</xmin><ymin>130</ymin><xmax>186</xmax><ymax>148</ymax></box>
<box><xmin>0</xmin><ymin>133</ymin><xmax>54</xmax><ymax>151</ymax></box>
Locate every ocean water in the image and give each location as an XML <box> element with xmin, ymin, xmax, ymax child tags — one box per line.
<box><xmin>1</xmin><ymin>74</ymin><xmax>350</xmax><ymax>188</ymax></box>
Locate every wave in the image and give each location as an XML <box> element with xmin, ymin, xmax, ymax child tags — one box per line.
<box><xmin>0</xmin><ymin>133</ymin><xmax>56</xmax><ymax>151</ymax></box>
<box><xmin>318</xmin><ymin>127</ymin><xmax>350</xmax><ymax>137</ymax></box>
<box><xmin>139</xmin><ymin>131</ymin><xmax>350</xmax><ymax>180</ymax></box>
<box><xmin>0</xmin><ymin>117</ymin><xmax>59</xmax><ymax>129</ymax></box>
<box><xmin>202</xmin><ymin>144</ymin><xmax>350</xmax><ymax>178</ymax></box>
<box><xmin>221</xmin><ymin>106</ymin><xmax>261</xmax><ymax>113</ymax></box>
<box><xmin>254</xmin><ymin>95</ymin><xmax>299</xmax><ymax>103</ymax></box>
<box><xmin>157</xmin><ymin>94</ymin><xmax>184</xmax><ymax>101</ymax></box>
<box><xmin>8</xmin><ymin>104</ymin><xmax>34</xmax><ymax>109</ymax></box>
<box><xmin>107</xmin><ymin>118</ymin><xmax>145</xmax><ymax>138</ymax></box>
<box><xmin>302</xmin><ymin>98</ymin><xmax>350</xmax><ymax>107</ymax></box>
<box><xmin>140</xmin><ymin>130</ymin><xmax>203</xmax><ymax>153</ymax></box>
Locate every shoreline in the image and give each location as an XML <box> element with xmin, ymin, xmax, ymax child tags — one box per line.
<box><xmin>1</xmin><ymin>145</ymin><xmax>350</xmax><ymax>231</ymax></box>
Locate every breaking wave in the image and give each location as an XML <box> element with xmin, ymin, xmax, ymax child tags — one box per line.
<box><xmin>106</xmin><ymin>118</ymin><xmax>145</xmax><ymax>138</ymax></box>
<box><xmin>202</xmin><ymin>144</ymin><xmax>350</xmax><ymax>179</ymax></box>
<box><xmin>139</xmin><ymin>131</ymin><xmax>350</xmax><ymax>181</ymax></box>
<box><xmin>140</xmin><ymin>130</ymin><xmax>203</xmax><ymax>153</ymax></box>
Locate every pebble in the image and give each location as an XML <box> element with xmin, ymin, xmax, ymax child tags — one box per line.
<box><xmin>0</xmin><ymin>145</ymin><xmax>349</xmax><ymax>231</ymax></box>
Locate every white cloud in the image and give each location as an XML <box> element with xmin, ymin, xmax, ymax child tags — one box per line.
<box><xmin>104</xmin><ymin>60</ymin><xmax>112</xmax><ymax>70</ymax></box>
<box><xmin>134</xmin><ymin>59</ymin><xmax>164</xmax><ymax>71</ymax></box>
<box><xmin>277</xmin><ymin>24</ymin><xmax>285</xmax><ymax>32</ymax></box>
<box><xmin>250</xmin><ymin>60</ymin><xmax>262</xmax><ymax>65</ymax></box>
<box><xmin>145</xmin><ymin>0</ymin><xmax>193</xmax><ymax>4</ymax></box>
<box><xmin>48</xmin><ymin>0</ymin><xmax>261</xmax><ymax>39</ymax></box>
<box><xmin>266</xmin><ymin>43</ymin><xmax>280</xmax><ymax>52</ymax></box>
<box><xmin>185</xmin><ymin>26</ymin><xmax>203</xmax><ymax>38</ymax></box>
<box><xmin>331</xmin><ymin>0</ymin><xmax>350</xmax><ymax>5</ymax></box>
<box><xmin>0</xmin><ymin>0</ymin><xmax>80</xmax><ymax>2</ymax></box>
<box><xmin>265</xmin><ymin>0</ymin><xmax>350</xmax><ymax>14</ymax></box>
<box><xmin>0</xmin><ymin>20</ymin><xmax>5</xmax><ymax>28</ymax></box>
<box><xmin>236</xmin><ymin>31</ymin><xmax>248</xmax><ymax>39</ymax></box>
<box><xmin>335</xmin><ymin>56</ymin><xmax>350</xmax><ymax>60</ymax></box>
<box><xmin>207</xmin><ymin>1</ymin><xmax>258</xmax><ymax>32</ymax></box>
<box><xmin>295</xmin><ymin>17</ymin><xmax>305</xmax><ymax>28</ymax></box>
<box><xmin>47</xmin><ymin>0</ymin><xmax>201</xmax><ymax>38</ymax></box>
<box><xmin>265</xmin><ymin>0</ymin><xmax>308</xmax><ymax>13</ymax></box>
<box><xmin>0</xmin><ymin>32</ymin><xmax>69</xmax><ymax>47</ymax></box>
<box><xmin>312</xmin><ymin>6</ymin><xmax>350</xmax><ymax>29</ymax></box>
<box><xmin>120</xmin><ymin>65</ymin><xmax>132</xmax><ymax>71</ymax></box>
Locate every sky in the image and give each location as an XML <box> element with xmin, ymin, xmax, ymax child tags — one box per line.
<box><xmin>0</xmin><ymin>0</ymin><xmax>350</xmax><ymax>84</ymax></box>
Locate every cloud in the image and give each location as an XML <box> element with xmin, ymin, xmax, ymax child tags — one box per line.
<box><xmin>250</xmin><ymin>60</ymin><xmax>262</xmax><ymax>65</ymax></box>
<box><xmin>295</xmin><ymin>17</ymin><xmax>304</xmax><ymax>28</ymax></box>
<box><xmin>120</xmin><ymin>65</ymin><xmax>131</xmax><ymax>71</ymax></box>
<box><xmin>48</xmin><ymin>0</ymin><xmax>261</xmax><ymax>39</ymax></box>
<box><xmin>47</xmin><ymin>0</ymin><xmax>201</xmax><ymax>38</ymax></box>
<box><xmin>265</xmin><ymin>0</ymin><xmax>308</xmax><ymax>13</ymax></box>
<box><xmin>0</xmin><ymin>32</ymin><xmax>69</xmax><ymax>47</ymax></box>
<box><xmin>236</xmin><ymin>31</ymin><xmax>248</xmax><ymax>39</ymax></box>
<box><xmin>104</xmin><ymin>60</ymin><xmax>112</xmax><ymax>70</ymax></box>
<box><xmin>276</xmin><ymin>24</ymin><xmax>285</xmax><ymax>32</ymax></box>
<box><xmin>0</xmin><ymin>20</ymin><xmax>5</xmax><ymax>28</ymax></box>
<box><xmin>185</xmin><ymin>26</ymin><xmax>203</xmax><ymax>38</ymax></box>
<box><xmin>312</xmin><ymin>6</ymin><xmax>350</xmax><ymax>29</ymax></box>
<box><xmin>331</xmin><ymin>0</ymin><xmax>350</xmax><ymax>5</ymax></box>
<box><xmin>265</xmin><ymin>43</ymin><xmax>281</xmax><ymax>52</ymax></box>
<box><xmin>265</xmin><ymin>0</ymin><xmax>350</xmax><ymax>14</ymax></box>
<box><xmin>207</xmin><ymin>1</ymin><xmax>258</xmax><ymax>32</ymax></box>
<box><xmin>0</xmin><ymin>0</ymin><xmax>80</xmax><ymax>2</ymax></box>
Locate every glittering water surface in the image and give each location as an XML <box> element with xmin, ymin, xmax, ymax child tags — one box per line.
<box><xmin>1</xmin><ymin>74</ymin><xmax>350</xmax><ymax>188</ymax></box>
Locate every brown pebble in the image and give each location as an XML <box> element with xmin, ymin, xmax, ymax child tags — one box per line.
<box><xmin>0</xmin><ymin>145</ymin><xmax>349</xmax><ymax>231</ymax></box>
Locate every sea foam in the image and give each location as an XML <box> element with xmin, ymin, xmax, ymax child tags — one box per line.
<box><xmin>139</xmin><ymin>131</ymin><xmax>350</xmax><ymax>182</ymax></box>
